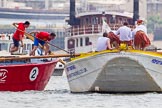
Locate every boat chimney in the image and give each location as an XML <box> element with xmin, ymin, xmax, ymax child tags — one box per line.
<box><xmin>69</xmin><ymin>0</ymin><xmax>76</xmax><ymax>25</ymax></box>
<box><xmin>133</xmin><ymin>0</ymin><xmax>139</xmax><ymax>25</ymax></box>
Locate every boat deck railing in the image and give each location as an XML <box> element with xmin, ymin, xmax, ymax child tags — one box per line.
<box><xmin>66</xmin><ymin>24</ymin><xmax>134</xmax><ymax>36</ymax></box>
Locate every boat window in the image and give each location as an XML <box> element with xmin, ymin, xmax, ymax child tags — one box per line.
<box><xmin>92</xmin><ymin>17</ymin><xmax>98</xmax><ymax>25</ymax></box>
<box><xmin>85</xmin><ymin>37</ymin><xmax>90</xmax><ymax>46</ymax></box>
<box><xmin>80</xmin><ymin>38</ymin><xmax>83</xmax><ymax>46</ymax></box>
<box><xmin>76</xmin><ymin>38</ymin><xmax>78</xmax><ymax>47</ymax></box>
<box><xmin>110</xmin><ymin>16</ymin><xmax>115</xmax><ymax>24</ymax></box>
<box><xmin>67</xmin><ymin>39</ymin><xmax>75</xmax><ymax>49</ymax></box>
<box><xmin>124</xmin><ymin>18</ymin><xmax>127</xmax><ymax>23</ymax></box>
<box><xmin>27</xmin><ymin>44</ymin><xmax>32</xmax><ymax>51</ymax></box>
<box><xmin>128</xmin><ymin>19</ymin><xmax>133</xmax><ymax>25</ymax></box>
<box><xmin>102</xmin><ymin>16</ymin><xmax>107</xmax><ymax>23</ymax></box>
<box><xmin>0</xmin><ymin>43</ymin><xmax>8</xmax><ymax>51</ymax></box>
<box><xmin>118</xmin><ymin>17</ymin><xmax>123</xmax><ymax>24</ymax></box>
<box><xmin>85</xmin><ymin>18</ymin><xmax>89</xmax><ymax>25</ymax></box>
<box><xmin>23</xmin><ymin>44</ymin><xmax>26</xmax><ymax>50</ymax></box>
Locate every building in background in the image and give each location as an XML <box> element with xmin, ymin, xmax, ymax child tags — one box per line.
<box><xmin>147</xmin><ymin>0</ymin><xmax>162</xmax><ymax>17</ymax></box>
<box><xmin>0</xmin><ymin>0</ymin><xmax>149</xmax><ymax>51</ymax></box>
<box><xmin>147</xmin><ymin>0</ymin><xmax>162</xmax><ymax>40</ymax></box>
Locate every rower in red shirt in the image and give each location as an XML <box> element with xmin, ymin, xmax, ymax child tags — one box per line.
<box><xmin>10</xmin><ymin>21</ymin><xmax>30</xmax><ymax>54</ymax></box>
<box><xmin>29</xmin><ymin>31</ymin><xmax>56</xmax><ymax>56</ymax></box>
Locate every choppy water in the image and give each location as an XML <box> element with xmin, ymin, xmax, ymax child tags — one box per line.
<box><xmin>1</xmin><ymin>76</ymin><xmax>162</xmax><ymax>108</ymax></box>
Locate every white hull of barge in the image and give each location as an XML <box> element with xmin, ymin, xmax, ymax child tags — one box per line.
<box><xmin>65</xmin><ymin>51</ymin><xmax>162</xmax><ymax>93</ymax></box>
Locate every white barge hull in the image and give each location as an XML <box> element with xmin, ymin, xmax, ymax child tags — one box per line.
<box><xmin>65</xmin><ymin>51</ymin><xmax>162</xmax><ymax>93</ymax></box>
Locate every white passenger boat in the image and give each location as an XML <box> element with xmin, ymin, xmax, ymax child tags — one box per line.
<box><xmin>65</xmin><ymin>48</ymin><xmax>162</xmax><ymax>93</ymax></box>
<box><xmin>64</xmin><ymin>0</ymin><xmax>162</xmax><ymax>93</ymax></box>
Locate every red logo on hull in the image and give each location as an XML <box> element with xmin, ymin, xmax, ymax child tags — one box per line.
<box><xmin>0</xmin><ymin>69</ymin><xmax>8</xmax><ymax>83</ymax></box>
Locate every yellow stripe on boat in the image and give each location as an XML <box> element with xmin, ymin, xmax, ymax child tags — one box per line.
<box><xmin>71</xmin><ymin>49</ymin><xmax>162</xmax><ymax>61</ymax></box>
<box><xmin>127</xmin><ymin>50</ymin><xmax>162</xmax><ymax>58</ymax></box>
<box><xmin>71</xmin><ymin>49</ymin><xmax>120</xmax><ymax>61</ymax></box>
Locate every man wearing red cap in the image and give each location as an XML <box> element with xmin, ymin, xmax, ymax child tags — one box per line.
<box><xmin>133</xmin><ymin>20</ymin><xmax>150</xmax><ymax>50</ymax></box>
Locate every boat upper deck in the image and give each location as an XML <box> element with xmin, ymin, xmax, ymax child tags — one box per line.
<box><xmin>66</xmin><ymin>24</ymin><xmax>134</xmax><ymax>37</ymax></box>
<box><xmin>66</xmin><ymin>11</ymin><xmax>135</xmax><ymax>36</ymax></box>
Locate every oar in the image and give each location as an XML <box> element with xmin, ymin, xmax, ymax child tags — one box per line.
<box><xmin>22</xmin><ymin>31</ymin><xmax>70</xmax><ymax>65</ymax></box>
<box><xmin>25</xmin><ymin>31</ymin><xmax>69</xmax><ymax>53</ymax></box>
<box><xmin>0</xmin><ymin>53</ymin><xmax>81</xmax><ymax>61</ymax></box>
<box><xmin>13</xmin><ymin>26</ymin><xmax>69</xmax><ymax>53</ymax></box>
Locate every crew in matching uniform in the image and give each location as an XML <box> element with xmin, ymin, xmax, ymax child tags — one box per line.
<box><xmin>115</xmin><ymin>22</ymin><xmax>133</xmax><ymax>46</ymax></box>
<box><xmin>133</xmin><ymin>20</ymin><xmax>151</xmax><ymax>50</ymax></box>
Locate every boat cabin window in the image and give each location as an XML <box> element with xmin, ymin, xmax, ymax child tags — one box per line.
<box><xmin>27</xmin><ymin>44</ymin><xmax>32</xmax><ymax>51</ymax></box>
<box><xmin>128</xmin><ymin>19</ymin><xmax>133</xmax><ymax>25</ymax></box>
<box><xmin>80</xmin><ymin>38</ymin><xmax>83</xmax><ymax>46</ymax></box>
<box><xmin>0</xmin><ymin>43</ymin><xmax>8</xmax><ymax>51</ymax></box>
<box><xmin>124</xmin><ymin>18</ymin><xmax>127</xmax><ymax>23</ymax></box>
<box><xmin>67</xmin><ymin>39</ymin><xmax>75</xmax><ymax>49</ymax></box>
<box><xmin>85</xmin><ymin>37</ymin><xmax>90</xmax><ymax>46</ymax></box>
<box><xmin>118</xmin><ymin>17</ymin><xmax>123</xmax><ymax>24</ymax></box>
<box><xmin>102</xmin><ymin>16</ymin><xmax>107</xmax><ymax>22</ymax></box>
<box><xmin>76</xmin><ymin>38</ymin><xmax>78</xmax><ymax>47</ymax></box>
<box><xmin>9</xmin><ymin>43</ymin><xmax>13</xmax><ymax>51</ymax></box>
<box><xmin>85</xmin><ymin>18</ymin><xmax>89</xmax><ymax>25</ymax></box>
<box><xmin>109</xmin><ymin>16</ymin><xmax>115</xmax><ymax>24</ymax></box>
<box><xmin>23</xmin><ymin>44</ymin><xmax>26</xmax><ymax>50</ymax></box>
<box><xmin>91</xmin><ymin>17</ymin><xmax>98</xmax><ymax>25</ymax></box>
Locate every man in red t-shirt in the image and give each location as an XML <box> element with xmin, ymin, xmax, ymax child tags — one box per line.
<box><xmin>10</xmin><ymin>21</ymin><xmax>30</xmax><ymax>54</ymax></box>
<box><xmin>29</xmin><ymin>31</ymin><xmax>56</xmax><ymax>56</ymax></box>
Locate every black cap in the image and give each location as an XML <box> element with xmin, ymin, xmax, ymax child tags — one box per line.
<box><xmin>24</xmin><ymin>21</ymin><xmax>30</xmax><ymax>25</ymax></box>
<box><xmin>50</xmin><ymin>32</ymin><xmax>56</xmax><ymax>37</ymax></box>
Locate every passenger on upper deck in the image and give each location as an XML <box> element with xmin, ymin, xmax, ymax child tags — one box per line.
<box><xmin>10</xmin><ymin>21</ymin><xmax>30</xmax><ymax>54</ymax></box>
<box><xmin>133</xmin><ymin>20</ymin><xmax>151</xmax><ymax>50</ymax></box>
<box><xmin>115</xmin><ymin>22</ymin><xmax>133</xmax><ymax>47</ymax></box>
<box><xmin>96</xmin><ymin>32</ymin><xmax>113</xmax><ymax>52</ymax></box>
<box><xmin>29</xmin><ymin>31</ymin><xmax>56</xmax><ymax>56</ymax></box>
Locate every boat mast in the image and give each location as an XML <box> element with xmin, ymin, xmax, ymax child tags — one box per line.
<box><xmin>69</xmin><ymin>0</ymin><xmax>79</xmax><ymax>25</ymax></box>
<box><xmin>133</xmin><ymin>0</ymin><xmax>139</xmax><ymax>25</ymax></box>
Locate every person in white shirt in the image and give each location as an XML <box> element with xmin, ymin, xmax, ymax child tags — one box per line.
<box><xmin>115</xmin><ymin>22</ymin><xmax>133</xmax><ymax>46</ymax></box>
<box><xmin>96</xmin><ymin>32</ymin><xmax>112</xmax><ymax>51</ymax></box>
<box><xmin>133</xmin><ymin>20</ymin><xmax>150</xmax><ymax>50</ymax></box>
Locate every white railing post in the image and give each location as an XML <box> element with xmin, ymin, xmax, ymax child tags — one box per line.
<box><xmin>83</xmin><ymin>26</ymin><xmax>85</xmax><ymax>34</ymax></box>
<box><xmin>78</xmin><ymin>26</ymin><xmax>79</xmax><ymax>35</ymax></box>
<box><xmin>92</xmin><ymin>25</ymin><xmax>94</xmax><ymax>34</ymax></box>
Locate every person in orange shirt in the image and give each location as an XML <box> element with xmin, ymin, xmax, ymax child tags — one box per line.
<box><xmin>29</xmin><ymin>31</ymin><xmax>56</xmax><ymax>56</ymax></box>
<box><xmin>10</xmin><ymin>21</ymin><xmax>30</xmax><ymax>54</ymax></box>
